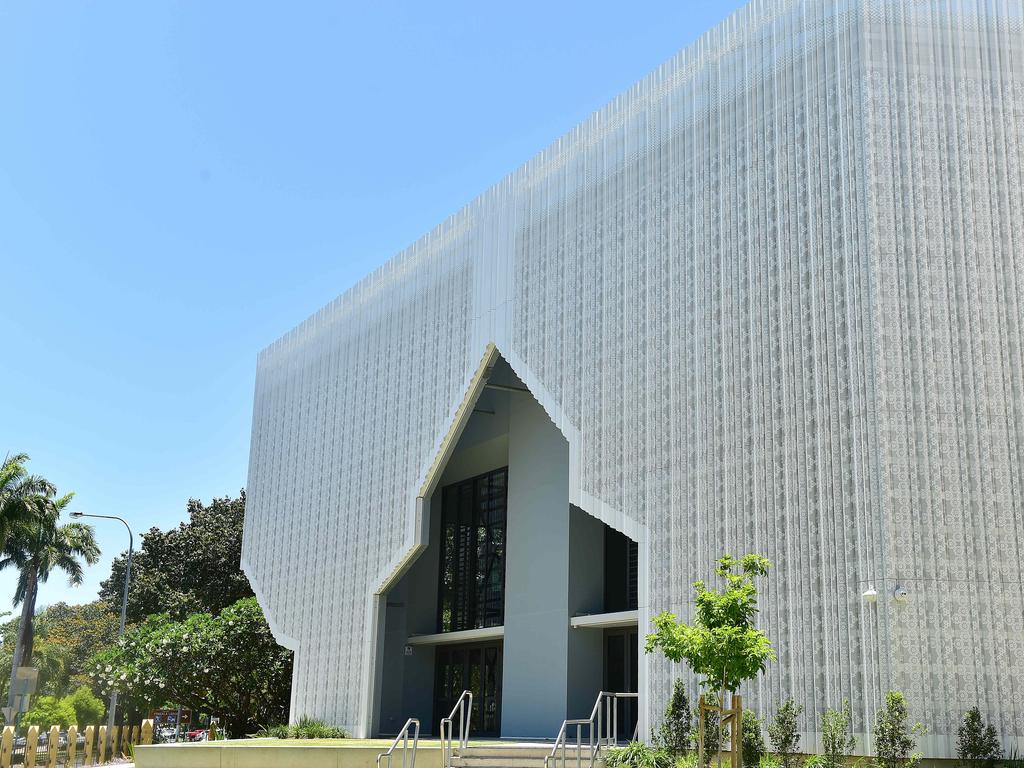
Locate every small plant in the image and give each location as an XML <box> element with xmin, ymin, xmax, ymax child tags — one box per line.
<box><xmin>656</xmin><ymin>680</ymin><xmax>693</xmax><ymax>757</ymax></box>
<box><xmin>250</xmin><ymin>716</ymin><xmax>349</xmax><ymax>740</ymax></box>
<box><xmin>803</xmin><ymin>757</ymin><xmax>825</xmax><ymax>768</ymax></box>
<box><xmin>822</xmin><ymin>700</ymin><xmax>856</xmax><ymax>768</ymax></box>
<box><xmin>759</xmin><ymin>757</ymin><xmax>782</xmax><ymax>768</ymax></box>
<box><xmin>678</xmin><ymin>754</ymin><xmax>700</xmax><ymax>768</ymax></box>
<box><xmin>768</xmin><ymin>699</ymin><xmax>804</xmax><ymax>768</ymax></box>
<box><xmin>874</xmin><ymin>691</ymin><xmax>923</xmax><ymax>768</ymax></box>
<box><xmin>956</xmin><ymin>708</ymin><xmax>1002</xmax><ymax>768</ymax></box>
<box><xmin>742</xmin><ymin>710</ymin><xmax>765</xmax><ymax>768</ymax></box>
<box><xmin>605</xmin><ymin>741</ymin><xmax>673</xmax><ymax>768</ymax></box>
<box><xmin>251</xmin><ymin>723</ymin><xmax>291</xmax><ymax>738</ymax></box>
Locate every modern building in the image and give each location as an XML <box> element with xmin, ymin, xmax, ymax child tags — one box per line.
<box><xmin>241</xmin><ymin>0</ymin><xmax>1024</xmax><ymax>756</ymax></box>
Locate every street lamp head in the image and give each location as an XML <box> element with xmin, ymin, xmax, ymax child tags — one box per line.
<box><xmin>70</xmin><ymin>511</ymin><xmax>84</xmax><ymax>519</ymax></box>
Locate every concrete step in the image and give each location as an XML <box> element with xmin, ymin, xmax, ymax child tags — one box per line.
<box><xmin>452</xmin><ymin>744</ymin><xmax>604</xmax><ymax>768</ymax></box>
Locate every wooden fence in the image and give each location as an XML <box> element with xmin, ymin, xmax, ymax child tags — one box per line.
<box><xmin>0</xmin><ymin>720</ymin><xmax>153</xmax><ymax>767</ymax></box>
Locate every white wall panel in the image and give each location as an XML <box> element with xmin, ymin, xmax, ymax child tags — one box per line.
<box><xmin>242</xmin><ymin>0</ymin><xmax>1023</xmax><ymax>751</ymax></box>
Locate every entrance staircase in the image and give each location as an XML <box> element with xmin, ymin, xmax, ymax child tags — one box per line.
<box><xmin>451</xmin><ymin>743</ymin><xmax>594</xmax><ymax>768</ymax></box>
<box><xmin>441</xmin><ymin>691</ymin><xmax>638</xmax><ymax>768</ymax></box>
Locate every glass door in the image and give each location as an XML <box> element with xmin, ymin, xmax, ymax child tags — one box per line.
<box><xmin>603</xmin><ymin>629</ymin><xmax>639</xmax><ymax>741</ymax></box>
<box><xmin>433</xmin><ymin>641</ymin><xmax>503</xmax><ymax>736</ymax></box>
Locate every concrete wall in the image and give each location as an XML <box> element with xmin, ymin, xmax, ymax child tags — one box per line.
<box><xmin>502</xmin><ymin>393</ymin><xmax>570</xmax><ymax>738</ymax></box>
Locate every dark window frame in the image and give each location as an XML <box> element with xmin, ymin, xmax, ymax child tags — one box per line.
<box><xmin>436</xmin><ymin>466</ymin><xmax>508</xmax><ymax>633</ymax></box>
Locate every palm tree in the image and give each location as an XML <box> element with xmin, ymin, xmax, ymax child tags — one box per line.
<box><xmin>2</xmin><ymin>486</ymin><xmax>100</xmax><ymax>715</ymax></box>
<box><xmin>0</xmin><ymin>453</ymin><xmax>55</xmax><ymax>550</ymax></box>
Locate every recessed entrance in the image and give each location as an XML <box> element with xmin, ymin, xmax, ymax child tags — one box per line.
<box><xmin>373</xmin><ymin>349</ymin><xmax>645</xmax><ymax>740</ymax></box>
<box><xmin>603</xmin><ymin>628</ymin><xmax>639</xmax><ymax>740</ymax></box>
<box><xmin>433</xmin><ymin>641</ymin><xmax>503</xmax><ymax>737</ymax></box>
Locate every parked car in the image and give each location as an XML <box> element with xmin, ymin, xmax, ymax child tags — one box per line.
<box><xmin>186</xmin><ymin>728</ymin><xmax>208</xmax><ymax>742</ymax></box>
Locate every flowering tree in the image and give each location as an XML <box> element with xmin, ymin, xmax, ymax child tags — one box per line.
<box><xmin>91</xmin><ymin>597</ymin><xmax>292</xmax><ymax>737</ymax></box>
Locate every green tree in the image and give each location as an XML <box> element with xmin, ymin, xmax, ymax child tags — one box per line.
<box><xmin>0</xmin><ymin>453</ymin><xmax>53</xmax><ymax>553</ymax></box>
<box><xmin>654</xmin><ymin>679</ymin><xmax>692</xmax><ymax>756</ymax></box>
<box><xmin>645</xmin><ymin>553</ymin><xmax>775</xmax><ymax>765</ymax></box>
<box><xmin>874</xmin><ymin>691</ymin><xmax>923</xmax><ymax>768</ymax></box>
<box><xmin>92</xmin><ymin>597</ymin><xmax>292</xmax><ymax>737</ymax></box>
<box><xmin>1</xmin><ymin>487</ymin><xmax>100</xmax><ymax>714</ymax></box>
<box><xmin>767</xmin><ymin>699</ymin><xmax>803</xmax><ymax>768</ymax></box>
<box><xmin>956</xmin><ymin>707</ymin><xmax>1002</xmax><ymax>768</ymax></box>
<box><xmin>821</xmin><ymin>700</ymin><xmax>856</xmax><ymax>768</ymax></box>
<box><xmin>0</xmin><ymin>602</ymin><xmax>119</xmax><ymax>705</ymax></box>
<box><xmin>66</xmin><ymin>686</ymin><xmax>105</xmax><ymax>726</ymax></box>
<box><xmin>99</xmin><ymin>492</ymin><xmax>253</xmax><ymax>622</ymax></box>
<box><xmin>21</xmin><ymin>694</ymin><xmax>76</xmax><ymax>728</ymax></box>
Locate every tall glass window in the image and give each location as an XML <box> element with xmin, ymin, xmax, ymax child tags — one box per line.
<box><xmin>437</xmin><ymin>467</ymin><xmax>508</xmax><ymax>632</ymax></box>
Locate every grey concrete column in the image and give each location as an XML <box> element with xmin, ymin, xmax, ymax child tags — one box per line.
<box><xmin>502</xmin><ymin>393</ymin><xmax>570</xmax><ymax>738</ymax></box>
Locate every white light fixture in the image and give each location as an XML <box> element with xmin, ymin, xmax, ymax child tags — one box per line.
<box><xmin>862</xmin><ymin>587</ymin><xmax>878</xmax><ymax>603</ymax></box>
<box><xmin>893</xmin><ymin>586</ymin><xmax>909</xmax><ymax>603</ymax></box>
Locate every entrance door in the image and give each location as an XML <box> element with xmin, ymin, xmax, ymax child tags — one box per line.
<box><xmin>603</xmin><ymin>629</ymin><xmax>638</xmax><ymax>741</ymax></box>
<box><xmin>433</xmin><ymin>642</ymin><xmax>503</xmax><ymax>736</ymax></box>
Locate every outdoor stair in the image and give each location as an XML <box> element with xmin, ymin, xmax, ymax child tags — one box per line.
<box><xmin>451</xmin><ymin>743</ymin><xmax>604</xmax><ymax>768</ymax></box>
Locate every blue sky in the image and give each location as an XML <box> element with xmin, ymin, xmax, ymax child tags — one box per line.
<box><xmin>0</xmin><ymin>1</ymin><xmax>746</xmax><ymax>612</ymax></box>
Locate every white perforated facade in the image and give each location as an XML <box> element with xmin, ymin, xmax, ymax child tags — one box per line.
<box><xmin>242</xmin><ymin>0</ymin><xmax>1024</xmax><ymax>755</ymax></box>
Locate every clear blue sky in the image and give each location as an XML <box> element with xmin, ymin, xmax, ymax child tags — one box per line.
<box><xmin>0</xmin><ymin>1</ymin><xmax>746</xmax><ymax>613</ymax></box>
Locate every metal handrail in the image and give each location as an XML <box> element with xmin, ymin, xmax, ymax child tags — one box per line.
<box><xmin>544</xmin><ymin>692</ymin><xmax>640</xmax><ymax>768</ymax></box>
<box><xmin>440</xmin><ymin>690</ymin><xmax>472</xmax><ymax>768</ymax></box>
<box><xmin>377</xmin><ymin>718</ymin><xmax>421</xmax><ymax>768</ymax></box>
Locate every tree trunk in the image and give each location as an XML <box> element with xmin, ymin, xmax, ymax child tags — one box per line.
<box><xmin>5</xmin><ymin>565</ymin><xmax>39</xmax><ymax>715</ymax></box>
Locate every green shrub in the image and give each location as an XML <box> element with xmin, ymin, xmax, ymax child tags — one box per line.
<box><xmin>803</xmin><ymin>757</ymin><xmax>825</xmax><ymax>768</ymax></box>
<box><xmin>758</xmin><ymin>757</ymin><xmax>782</xmax><ymax>768</ymax></box>
<box><xmin>21</xmin><ymin>695</ymin><xmax>76</xmax><ymax>728</ymax></box>
<box><xmin>66</xmin><ymin>686</ymin><xmax>105</xmax><ymax>726</ymax></box>
<box><xmin>873</xmin><ymin>691</ymin><xmax>923</xmax><ymax>768</ymax></box>
<box><xmin>822</xmin><ymin>700</ymin><xmax>856</xmax><ymax>768</ymax></box>
<box><xmin>677</xmin><ymin>753</ymin><xmax>700</xmax><ymax>768</ymax></box>
<box><xmin>742</xmin><ymin>710</ymin><xmax>765</xmax><ymax>768</ymax></box>
<box><xmin>956</xmin><ymin>708</ymin><xmax>1002</xmax><ymax>768</ymax></box>
<box><xmin>605</xmin><ymin>741</ymin><xmax>673</xmax><ymax>768</ymax></box>
<box><xmin>656</xmin><ymin>680</ymin><xmax>693</xmax><ymax>757</ymax></box>
<box><xmin>768</xmin><ymin>699</ymin><xmax>804</xmax><ymax>768</ymax></box>
<box><xmin>251</xmin><ymin>717</ymin><xmax>349</xmax><ymax>740</ymax></box>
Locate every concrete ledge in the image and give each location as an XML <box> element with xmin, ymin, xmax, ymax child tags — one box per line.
<box><xmin>134</xmin><ymin>741</ymin><xmax>446</xmax><ymax>768</ymax></box>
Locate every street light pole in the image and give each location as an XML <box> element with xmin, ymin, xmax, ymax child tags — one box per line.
<box><xmin>71</xmin><ymin>512</ymin><xmax>133</xmax><ymax>748</ymax></box>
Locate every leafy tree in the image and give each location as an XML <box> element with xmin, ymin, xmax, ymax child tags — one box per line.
<box><xmin>768</xmin><ymin>698</ymin><xmax>803</xmax><ymax>768</ymax></box>
<box><xmin>821</xmin><ymin>700</ymin><xmax>856</xmax><ymax>768</ymax></box>
<box><xmin>37</xmin><ymin>602</ymin><xmax>120</xmax><ymax>694</ymax></box>
<box><xmin>66</xmin><ymin>686</ymin><xmax>105</xmax><ymax>726</ymax></box>
<box><xmin>655</xmin><ymin>679</ymin><xmax>693</xmax><ymax>756</ymax></box>
<box><xmin>874</xmin><ymin>691</ymin><xmax>923</xmax><ymax>768</ymax></box>
<box><xmin>99</xmin><ymin>492</ymin><xmax>253</xmax><ymax>623</ymax></box>
<box><xmin>0</xmin><ymin>453</ymin><xmax>53</xmax><ymax>550</ymax></box>
<box><xmin>741</xmin><ymin>710</ymin><xmax>765</xmax><ymax>768</ymax></box>
<box><xmin>21</xmin><ymin>694</ymin><xmax>76</xmax><ymax>728</ymax></box>
<box><xmin>91</xmin><ymin>597</ymin><xmax>291</xmax><ymax>737</ymax></box>
<box><xmin>645</xmin><ymin>554</ymin><xmax>775</xmax><ymax>765</ymax></box>
<box><xmin>1</xmin><ymin>487</ymin><xmax>100</xmax><ymax>714</ymax></box>
<box><xmin>956</xmin><ymin>707</ymin><xmax>1002</xmax><ymax>768</ymax></box>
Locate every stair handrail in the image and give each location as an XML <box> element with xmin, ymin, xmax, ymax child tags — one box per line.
<box><xmin>544</xmin><ymin>691</ymin><xmax>640</xmax><ymax>768</ymax></box>
<box><xmin>440</xmin><ymin>690</ymin><xmax>472</xmax><ymax>768</ymax></box>
<box><xmin>377</xmin><ymin>718</ymin><xmax>421</xmax><ymax>768</ymax></box>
